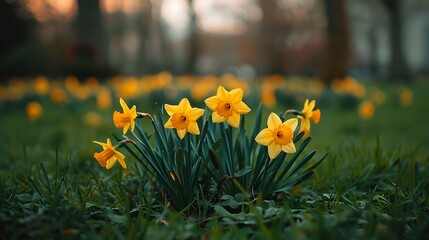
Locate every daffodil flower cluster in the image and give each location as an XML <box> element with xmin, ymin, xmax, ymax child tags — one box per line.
<box><xmin>92</xmin><ymin>85</ymin><xmax>325</xmax><ymax>211</ymax></box>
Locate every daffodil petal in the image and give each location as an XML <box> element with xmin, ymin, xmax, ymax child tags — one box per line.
<box><xmin>188</xmin><ymin>108</ymin><xmax>205</xmax><ymax>120</ymax></box>
<box><xmin>226</xmin><ymin>112</ymin><xmax>240</xmax><ymax>128</ymax></box>
<box><xmin>282</xmin><ymin>143</ymin><xmax>296</xmax><ymax>153</ymax></box>
<box><xmin>268</xmin><ymin>144</ymin><xmax>282</xmax><ymax>159</ymax></box>
<box><xmin>130</xmin><ymin>105</ymin><xmax>137</xmax><ymax>118</ymax></box>
<box><xmin>267</xmin><ymin>112</ymin><xmax>282</xmax><ymax>130</ymax></box>
<box><xmin>164</xmin><ymin>119</ymin><xmax>174</xmax><ymax>128</ymax></box>
<box><xmin>303</xmin><ymin>99</ymin><xmax>309</xmax><ymax>111</ymax></box>
<box><xmin>93</xmin><ymin>141</ymin><xmax>108</xmax><ymax>148</ymax></box>
<box><xmin>204</xmin><ymin>96</ymin><xmax>219</xmax><ymax>110</ymax></box>
<box><xmin>217</xmin><ymin>86</ymin><xmax>229</xmax><ymax>100</ymax></box>
<box><xmin>187</xmin><ymin>122</ymin><xmax>200</xmax><ymax>135</ymax></box>
<box><xmin>283</xmin><ymin>118</ymin><xmax>298</xmax><ymax>131</ymax></box>
<box><xmin>255</xmin><ymin>128</ymin><xmax>273</xmax><ymax>146</ymax></box>
<box><xmin>308</xmin><ymin>100</ymin><xmax>316</xmax><ymax>110</ymax></box>
<box><xmin>106</xmin><ymin>158</ymin><xmax>116</xmax><ymax>169</ymax></box>
<box><xmin>179</xmin><ymin>98</ymin><xmax>192</xmax><ymax>114</ymax></box>
<box><xmin>299</xmin><ymin>118</ymin><xmax>310</xmax><ymax>133</ymax></box>
<box><xmin>119</xmin><ymin>98</ymin><xmax>130</xmax><ymax>112</ymax></box>
<box><xmin>234</xmin><ymin>101</ymin><xmax>251</xmax><ymax>114</ymax></box>
<box><xmin>106</xmin><ymin>139</ymin><xmax>113</xmax><ymax>147</ymax></box>
<box><xmin>212</xmin><ymin>111</ymin><xmax>225</xmax><ymax>123</ymax></box>
<box><xmin>116</xmin><ymin>154</ymin><xmax>127</xmax><ymax>169</ymax></box>
<box><xmin>165</xmin><ymin>104</ymin><xmax>180</xmax><ymax>116</ymax></box>
<box><xmin>229</xmin><ymin>88</ymin><xmax>243</xmax><ymax>103</ymax></box>
<box><xmin>177</xmin><ymin>129</ymin><xmax>187</xmax><ymax>139</ymax></box>
<box><xmin>130</xmin><ymin>119</ymin><xmax>135</xmax><ymax>132</ymax></box>
<box><xmin>123</xmin><ymin>123</ymin><xmax>130</xmax><ymax>134</ymax></box>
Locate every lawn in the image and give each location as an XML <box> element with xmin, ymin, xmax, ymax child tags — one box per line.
<box><xmin>0</xmin><ymin>75</ymin><xmax>428</xmax><ymax>239</ymax></box>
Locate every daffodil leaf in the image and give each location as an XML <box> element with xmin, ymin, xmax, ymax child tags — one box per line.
<box><xmin>270</xmin><ymin>137</ymin><xmax>311</xmax><ymax>190</ymax></box>
<box><xmin>234</xmin><ymin>140</ymin><xmax>245</xmax><ymax>170</ymax></box>
<box><xmin>249</xmin><ymin>103</ymin><xmax>262</xmax><ymax>150</ymax></box>
<box><xmin>17</xmin><ymin>194</ymin><xmax>32</xmax><ymax>203</ymax></box>
<box><xmin>287</xmin><ymin>150</ymin><xmax>317</xmax><ymax>179</ymax></box>
<box><xmin>209</xmin><ymin>148</ymin><xmax>221</xmax><ymax>170</ymax></box>
<box><xmin>293</xmin><ymin>130</ymin><xmax>305</xmax><ymax>142</ymax></box>
<box><xmin>107</xmin><ymin>213</ymin><xmax>126</xmax><ymax>224</ymax></box>
<box><xmin>274</xmin><ymin>170</ymin><xmax>314</xmax><ymax>193</ymax></box>
<box><xmin>236</xmin><ymin>166</ymin><xmax>252</xmax><ymax>178</ymax></box>
<box><xmin>197</xmin><ymin>120</ymin><xmax>209</xmax><ymax>153</ymax></box>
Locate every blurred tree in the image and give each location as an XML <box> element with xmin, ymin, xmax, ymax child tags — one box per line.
<box><xmin>319</xmin><ymin>0</ymin><xmax>350</xmax><ymax>83</ymax></box>
<box><xmin>69</xmin><ymin>0</ymin><xmax>114</xmax><ymax>78</ymax></box>
<box><xmin>258</xmin><ymin>0</ymin><xmax>286</xmax><ymax>74</ymax></box>
<box><xmin>382</xmin><ymin>0</ymin><xmax>410</xmax><ymax>81</ymax></box>
<box><xmin>76</xmin><ymin>0</ymin><xmax>104</xmax><ymax>51</ymax></box>
<box><xmin>185</xmin><ymin>0</ymin><xmax>198</xmax><ymax>74</ymax></box>
<box><xmin>0</xmin><ymin>1</ymin><xmax>30</xmax><ymax>80</ymax></box>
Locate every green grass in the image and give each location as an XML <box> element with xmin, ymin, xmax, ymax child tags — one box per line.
<box><xmin>0</xmin><ymin>80</ymin><xmax>428</xmax><ymax>239</ymax></box>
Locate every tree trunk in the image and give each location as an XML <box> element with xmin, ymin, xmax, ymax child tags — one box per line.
<box><xmin>319</xmin><ymin>0</ymin><xmax>350</xmax><ymax>83</ymax></box>
<box><xmin>258</xmin><ymin>0</ymin><xmax>285</xmax><ymax>75</ymax></box>
<box><xmin>75</xmin><ymin>0</ymin><xmax>106</xmax><ymax>62</ymax></box>
<box><xmin>383</xmin><ymin>0</ymin><xmax>410</xmax><ymax>81</ymax></box>
<box><xmin>185</xmin><ymin>0</ymin><xmax>198</xmax><ymax>75</ymax></box>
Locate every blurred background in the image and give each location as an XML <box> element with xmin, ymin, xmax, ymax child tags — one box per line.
<box><xmin>1</xmin><ymin>0</ymin><xmax>429</xmax><ymax>81</ymax></box>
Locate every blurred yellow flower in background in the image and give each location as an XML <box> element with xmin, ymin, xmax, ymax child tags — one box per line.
<box><xmin>26</xmin><ymin>101</ymin><xmax>43</xmax><ymax>121</ymax></box>
<box><xmin>93</xmin><ymin>138</ymin><xmax>126</xmax><ymax>169</ymax></box>
<box><xmin>164</xmin><ymin>98</ymin><xmax>205</xmax><ymax>139</ymax></box>
<box><xmin>371</xmin><ymin>89</ymin><xmax>386</xmax><ymax>105</ymax></box>
<box><xmin>85</xmin><ymin>77</ymin><xmax>99</xmax><ymax>89</ymax></box>
<box><xmin>65</xmin><ymin>76</ymin><xmax>80</xmax><ymax>93</ymax></box>
<box><xmin>73</xmin><ymin>85</ymin><xmax>90</xmax><ymax>101</ymax></box>
<box><xmin>84</xmin><ymin>111</ymin><xmax>102</xmax><ymax>127</ymax></box>
<box><xmin>113</xmin><ymin>98</ymin><xmax>137</xmax><ymax>134</ymax></box>
<box><xmin>116</xmin><ymin>77</ymin><xmax>140</xmax><ymax>98</ymax></box>
<box><xmin>205</xmin><ymin>86</ymin><xmax>251</xmax><ymax>128</ymax></box>
<box><xmin>331</xmin><ymin>77</ymin><xmax>365</xmax><ymax>98</ymax></box>
<box><xmin>261</xmin><ymin>83</ymin><xmax>276</xmax><ymax>108</ymax></box>
<box><xmin>0</xmin><ymin>85</ymin><xmax>4</xmax><ymax>102</ymax></box>
<box><xmin>255</xmin><ymin>113</ymin><xmax>298</xmax><ymax>159</ymax></box>
<box><xmin>191</xmin><ymin>75</ymin><xmax>217</xmax><ymax>101</ymax></box>
<box><xmin>50</xmin><ymin>88</ymin><xmax>67</xmax><ymax>103</ymax></box>
<box><xmin>400</xmin><ymin>87</ymin><xmax>413</xmax><ymax>107</ymax></box>
<box><xmin>97</xmin><ymin>88</ymin><xmax>112</xmax><ymax>110</ymax></box>
<box><xmin>33</xmin><ymin>76</ymin><xmax>49</xmax><ymax>95</ymax></box>
<box><xmin>358</xmin><ymin>101</ymin><xmax>375</xmax><ymax>119</ymax></box>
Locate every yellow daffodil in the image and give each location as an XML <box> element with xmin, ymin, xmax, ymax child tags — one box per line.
<box><xmin>298</xmin><ymin>99</ymin><xmax>321</xmax><ymax>134</ymax></box>
<box><xmin>164</xmin><ymin>98</ymin><xmax>205</xmax><ymax>139</ymax></box>
<box><xmin>204</xmin><ymin>86</ymin><xmax>251</xmax><ymax>128</ymax></box>
<box><xmin>93</xmin><ymin>138</ymin><xmax>126</xmax><ymax>169</ymax></box>
<box><xmin>113</xmin><ymin>98</ymin><xmax>137</xmax><ymax>134</ymax></box>
<box><xmin>255</xmin><ymin>113</ymin><xmax>298</xmax><ymax>159</ymax></box>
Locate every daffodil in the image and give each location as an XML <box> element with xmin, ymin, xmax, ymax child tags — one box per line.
<box><xmin>113</xmin><ymin>98</ymin><xmax>137</xmax><ymax>134</ymax></box>
<box><xmin>298</xmin><ymin>99</ymin><xmax>321</xmax><ymax>134</ymax></box>
<box><xmin>164</xmin><ymin>98</ymin><xmax>205</xmax><ymax>139</ymax></box>
<box><xmin>255</xmin><ymin>113</ymin><xmax>298</xmax><ymax>159</ymax></box>
<box><xmin>204</xmin><ymin>86</ymin><xmax>251</xmax><ymax>128</ymax></box>
<box><xmin>93</xmin><ymin>138</ymin><xmax>126</xmax><ymax>169</ymax></box>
